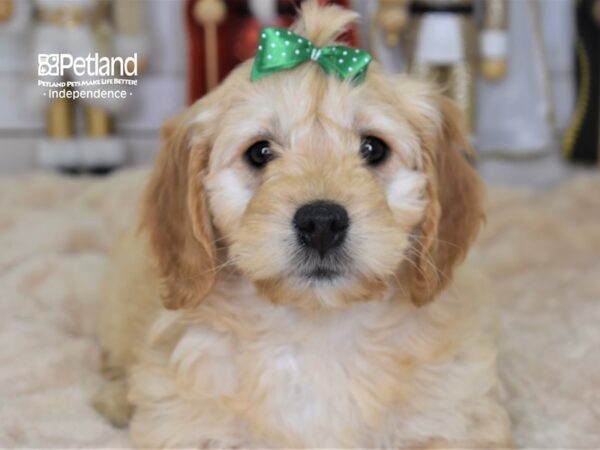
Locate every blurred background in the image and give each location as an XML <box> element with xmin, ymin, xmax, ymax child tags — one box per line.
<box><xmin>0</xmin><ymin>0</ymin><xmax>597</xmax><ymax>188</ymax></box>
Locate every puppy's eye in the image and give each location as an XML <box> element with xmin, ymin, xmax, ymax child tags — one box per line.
<box><xmin>360</xmin><ymin>136</ymin><xmax>389</xmax><ymax>166</ymax></box>
<box><xmin>245</xmin><ymin>141</ymin><xmax>274</xmax><ymax>169</ymax></box>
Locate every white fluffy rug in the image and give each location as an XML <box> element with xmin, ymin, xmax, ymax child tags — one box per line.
<box><xmin>0</xmin><ymin>169</ymin><xmax>598</xmax><ymax>448</ymax></box>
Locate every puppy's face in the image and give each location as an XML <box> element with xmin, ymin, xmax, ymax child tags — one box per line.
<box><xmin>144</xmin><ymin>8</ymin><xmax>483</xmax><ymax>310</ymax></box>
<box><xmin>205</xmin><ymin>68</ymin><xmax>428</xmax><ymax>307</ymax></box>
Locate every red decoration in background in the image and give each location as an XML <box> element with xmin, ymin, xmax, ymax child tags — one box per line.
<box><xmin>186</xmin><ymin>0</ymin><xmax>358</xmax><ymax>104</ymax></box>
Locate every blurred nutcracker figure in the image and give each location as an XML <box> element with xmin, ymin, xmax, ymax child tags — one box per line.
<box><xmin>27</xmin><ymin>0</ymin><xmax>148</xmax><ymax>173</ymax></box>
<box><xmin>397</xmin><ymin>0</ymin><xmax>509</xmax><ymax>136</ymax></box>
<box><xmin>0</xmin><ymin>0</ymin><xmax>31</xmax><ymax>70</ymax></box>
<box><xmin>563</xmin><ymin>0</ymin><xmax>600</xmax><ymax>164</ymax></box>
<box><xmin>476</xmin><ymin>0</ymin><xmax>554</xmax><ymax>157</ymax></box>
<box><xmin>353</xmin><ymin>0</ymin><xmax>408</xmax><ymax>73</ymax></box>
<box><xmin>187</xmin><ymin>0</ymin><xmax>356</xmax><ymax>103</ymax></box>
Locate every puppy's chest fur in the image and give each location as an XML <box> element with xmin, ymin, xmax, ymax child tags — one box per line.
<box><xmin>132</xmin><ymin>270</ymin><xmax>504</xmax><ymax>448</ymax></box>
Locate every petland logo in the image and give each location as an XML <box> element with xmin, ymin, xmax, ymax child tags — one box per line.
<box><xmin>38</xmin><ymin>53</ymin><xmax>138</xmax><ymax>77</ymax></box>
<box><xmin>37</xmin><ymin>52</ymin><xmax>138</xmax><ymax>100</ymax></box>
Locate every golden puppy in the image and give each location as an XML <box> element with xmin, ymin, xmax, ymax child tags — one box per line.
<box><xmin>94</xmin><ymin>2</ymin><xmax>511</xmax><ymax>447</ymax></box>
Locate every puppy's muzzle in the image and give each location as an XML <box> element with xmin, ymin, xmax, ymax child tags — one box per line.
<box><xmin>293</xmin><ymin>200</ymin><xmax>349</xmax><ymax>258</ymax></box>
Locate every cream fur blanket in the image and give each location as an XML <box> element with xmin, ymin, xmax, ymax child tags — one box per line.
<box><xmin>0</xmin><ymin>169</ymin><xmax>598</xmax><ymax>448</ymax></box>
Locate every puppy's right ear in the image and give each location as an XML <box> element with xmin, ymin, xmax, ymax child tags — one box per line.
<box><xmin>142</xmin><ymin>97</ymin><xmax>221</xmax><ymax>310</ymax></box>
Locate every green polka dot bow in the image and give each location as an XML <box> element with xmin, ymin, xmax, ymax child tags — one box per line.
<box><xmin>251</xmin><ymin>27</ymin><xmax>372</xmax><ymax>83</ymax></box>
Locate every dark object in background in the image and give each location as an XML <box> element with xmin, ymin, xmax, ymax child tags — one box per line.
<box><xmin>186</xmin><ymin>0</ymin><xmax>356</xmax><ymax>104</ymax></box>
<box><xmin>563</xmin><ymin>0</ymin><xmax>600</xmax><ymax>165</ymax></box>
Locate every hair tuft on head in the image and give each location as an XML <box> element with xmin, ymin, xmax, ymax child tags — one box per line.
<box><xmin>292</xmin><ymin>0</ymin><xmax>359</xmax><ymax>47</ymax></box>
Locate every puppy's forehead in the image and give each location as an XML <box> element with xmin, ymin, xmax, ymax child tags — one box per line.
<box><xmin>206</xmin><ymin>65</ymin><xmax>425</xmax><ymax>170</ymax></box>
<box><xmin>248</xmin><ymin>71</ymin><xmax>369</xmax><ymax>148</ymax></box>
<box><xmin>245</xmin><ymin>72</ymin><xmax>420</xmax><ymax>160</ymax></box>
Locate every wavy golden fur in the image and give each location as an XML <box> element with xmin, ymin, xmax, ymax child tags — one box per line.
<box><xmin>95</xmin><ymin>2</ymin><xmax>509</xmax><ymax>447</ymax></box>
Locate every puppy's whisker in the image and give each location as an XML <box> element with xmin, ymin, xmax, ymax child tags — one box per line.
<box><xmin>417</xmin><ymin>249</ymin><xmax>452</xmax><ymax>284</ymax></box>
<box><xmin>403</xmin><ymin>247</ymin><xmax>440</xmax><ymax>285</ymax></box>
<box><xmin>405</xmin><ymin>246</ymin><xmax>452</xmax><ymax>287</ymax></box>
<box><xmin>402</xmin><ymin>251</ymin><xmax>430</xmax><ymax>282</ymax></box>
<box><xmin>410</xmin><ymin>235</ymin><xmax>463</xmax><ymax>251</ymax></box>
<box><xmin>180</xmin><ymin>256</ymin><xmax>240</xmax><ymax>282</ymax></box>
<box><xmin>212</xmin><ymin>232</ymin><xmax>238</xmax><ymax>245</ymax></box>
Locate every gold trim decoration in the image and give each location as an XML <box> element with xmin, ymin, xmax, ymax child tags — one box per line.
<box><xmin>38</xmin><ymin>7</ymin><xmax>91</xmax><ymax>28</ymax></box>
<box><xmin>47</xmin><ymin>98</ymin><xmax>74</xmax><ymax>139</ymax></box>
<box><xmin>373</xmin><ymin>0</ymin><xmax>410</xmax><ymax>48</ymax></box>
<box><xmin>593</xmin><ymin>0</ymin><xmax>600</xmax><ymax>25</ymax></box>
<box><xmin>85</xmin><ymin>106</ymin><xmax>112</xmax><ymax>138</ymax></box>
<box><xmin>483</xmin><ymin>0</ymin><xmax>508</xmax><ymax>31</ymax></box>
<box><xmin>562</xmin><ymin>40</ymin><xmax>590</xmax><ymax>158</ymax></box>
<box><xmin>0</xmin><ymin>0</ymin><xmax>13</xmax><ymax>22</ymax></box>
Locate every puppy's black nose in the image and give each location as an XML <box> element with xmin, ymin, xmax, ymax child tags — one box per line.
<box><xmin>293</xmin><ymin>200</ymin><xmax>349</xmax><ymax>257</ymax></box>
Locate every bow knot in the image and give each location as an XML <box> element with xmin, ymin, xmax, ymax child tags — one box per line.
<box><xmin>310</xmin><ymin>47</ymin><xmax>322</xmax><ymax>61</ymax></box>
<box><xmin>251</xmin><ymin>28</ymin><xmax>372</xmax><ymax>83</ymax></box>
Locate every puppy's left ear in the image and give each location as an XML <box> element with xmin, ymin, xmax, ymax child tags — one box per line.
<box><xmin>408</xmin><ymin>97</ymin><xmax>485</xmax><ymax>306</ymax></box>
